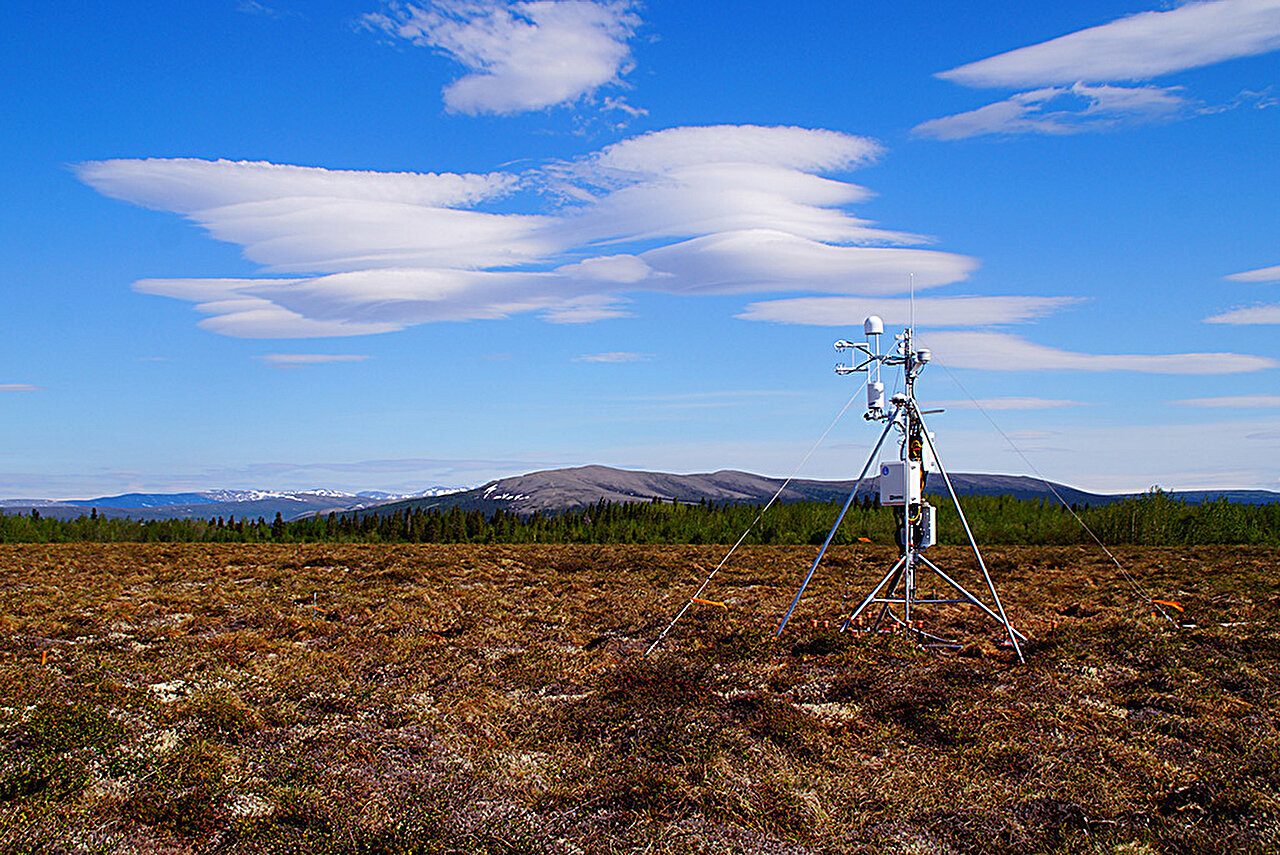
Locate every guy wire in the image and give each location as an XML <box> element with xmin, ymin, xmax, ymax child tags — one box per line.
<box><xmin>644</xmin><ymin>387</ymin><xmax>864</xmax><ymax>655</ymax></box>
<box><xmin>935</xmin><ymin>361</ymin><xmax>1178</xmax><ymax>626</ymax></box>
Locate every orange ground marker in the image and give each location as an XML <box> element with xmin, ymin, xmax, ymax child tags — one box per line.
<box><xmin>691</xmin><ymin>597</ymin><xmax>727</xmax><ymax>610</ymax></box>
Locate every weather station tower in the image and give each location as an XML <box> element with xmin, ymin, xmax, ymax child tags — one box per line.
<box><xmin>776</xmin><ymin>316</ymin><xmax>1027</xmax><ymax>661</ymax></box>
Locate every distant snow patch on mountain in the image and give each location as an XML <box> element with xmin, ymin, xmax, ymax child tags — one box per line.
<box><xmin>201</xmin><ymin>486</ymin><xmax>469</xmax><ymax>504</ymax></box>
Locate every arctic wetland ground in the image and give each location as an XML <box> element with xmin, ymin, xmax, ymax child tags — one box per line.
<box><xmin>2</xmin><ymin>542</ymin><xmax>1277</xmax><ymax>853</ymax></box>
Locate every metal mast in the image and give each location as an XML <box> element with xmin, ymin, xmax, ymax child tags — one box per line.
<box><xmin>776</xmin><ymin>316</ymin><xmax>1026</xmax><ymax>662</ymax></box>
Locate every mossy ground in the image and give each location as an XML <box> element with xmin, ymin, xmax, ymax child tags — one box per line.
<box><xmin>1</xmin><ymin>543</ymin><xmax>1276</xmax><ymax>853</ymax></box>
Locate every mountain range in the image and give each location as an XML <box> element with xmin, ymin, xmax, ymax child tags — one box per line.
<box><xmin>369</xmin><ymin>465</ymin><xmax>1280</xmax><ymax>517</ymax></box>
<box><xmin>7</xmin><ymin>464</ymin><xmax>1269</xmax><ymax>522</ymax></box>
<box><xmin>0</xmin><ymin>487</ymin><xmax>467</xmax><ymax>522</ymax></box>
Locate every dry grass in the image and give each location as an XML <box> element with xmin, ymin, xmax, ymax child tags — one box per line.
<box><xmin>0</xmin><ymin>543</ymin><xmax>1277</xmax><ymax>853</ymax></box>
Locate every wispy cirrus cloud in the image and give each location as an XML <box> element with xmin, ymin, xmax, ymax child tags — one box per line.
<box><xmin>540</xmin><ymin>293</ymin><xmax>633</xmax><ymax>324</ymax></box>
<box><xmin>914</xmin><ymin>82</ymin><xmax>1192</xmax><ymax>140</ymax></box>
<box><xmin>1226</xmin><ymin>263</ymin><xmax>1280</xmax><ymax>283</ymax></box>
<box><xmin>575</xmin><ymin>350</ymin><xmax>647</xmax><ymax>363</ymax></box>
<box><xmin>1205</xmin><ymin>264</ymin><xmax>1280</xmax><ymax>324</ymax></box>
<box><xmin>920</xmin><ymin>330</ymin><xmax>1275</xmax><ymax>374</ymax></box>
<box><xmin>1175</xmin><ymin>394</ymin><xmax>1280</xmax><ymax>408</ymax></box>
<box><xmin>259</xmin><ymin>353</ymin><xmax>370</xmax><ymax>366</ymax></box>
<box><xmin>737</xmin><ymin>294</ymin><xmax>1080</xmax><ymax>327</ymax></box>
<box><xmin>604</xmin><ymin>390</ymin><xmax>804</xmax><ymax>410</ymax></box>
<box><xmin>924</xmin><ymin>397</ymin><xmax>1083</xmax><ymax>411</ymax></box>
<box><xmin>363</xmin><ymin>0</ymin><xmax>641</xmax><ymax>116</ymax></box>
<box><xmin>237</xmin><ymin>1</ymin><xmax>294</xmax><ymax>18</ymax></box>
<box><xmin>1204</xmin><ymin>304</ymin><xmax>1280</xmax><ymax>324</ymax></box>
<box><xmin>920</xmin><ymin>0</ymin><xmax>1280</xmax><ymax>139</ymax></box>
<box><xmin>78</xmin><ymin>125</ymin><xmax>980</xmax><ymax>339</ymax></box>
<box><xmin>0</xmin><ymin>384</ymin><xmax>42</xmax><ymax>392</ymax></box>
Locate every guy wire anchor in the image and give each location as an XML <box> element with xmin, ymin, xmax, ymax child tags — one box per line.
<box><xmin>776</xmin><ymin>315</ymin><xmax>1026</xmax><ymax>662</ymax></box>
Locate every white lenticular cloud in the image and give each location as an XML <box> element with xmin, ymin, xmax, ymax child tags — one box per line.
<box><xmin>202</xmin><ymin>301</ymin><xmax>406</xmax><ymax>339</ymax></box>
<box><xmin>923</xmin><ymin>1</ymin><xmax>1280</xmax><ymax>138</ymax></box>
<box><xmin>553</xmin><ymin>127</ymin><xmax>897</xmax><ymax>246</ymax></box>
<box><xmin>1225</xmin><ymin>264</ymin><xmax>1280</xmax><ymax>283</ymax></box>
<box><xmin>75</xmin><ymin>158</ymin><xmax>516</xmax><ymax>210</ymax></box>
<box><xmin>80</xmin><ymin>159</ymin><xmax>549</xmax><ymax>274</ymax></box>
<box><xmin>920</xmin><ymin>330</ymin><xmax>1277</xmax><ymax>374</ymax></box>
<box><xmin>82</xmin><ymin>125</ymin><xmax>983</xmax><ymax>338</ymax></box>
<box><xmin>636</xmin><ymin>231</ymin><xmax>971</xmax><ymax>296</ymax></box>
<box><xmin>365</xmin><ymin>0</ymin><xmax>640</xmax><ymax>115</ymax></box>
<box><xmin>737</xmin><ymin>295</ymin><xmax>1080</xmax><ymax>326</ymax></box>
<box><xmin>77</xmin><ymin>124</ymin><xmax>1277</xmax><ymax>373</ymax></box>
<box><xmin>135</xmin><ymin>277</ymin><xmax>407</xmax><ymax>338</ymax></box>
<box><xmin>938</xmin><ymin>0</ymin><xmax>1280</xmax><ymax>88</ymax></box>
<box><xmin>586</xmin><ymin>124</ymin><xmax>882</xmax><ymax>174</ymax></box>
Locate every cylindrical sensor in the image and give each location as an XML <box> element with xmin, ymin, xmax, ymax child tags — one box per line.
<box><xmin>867</xmin><ymin>380</ymin><xmax>885</xmax><ymax>410</ymax></box>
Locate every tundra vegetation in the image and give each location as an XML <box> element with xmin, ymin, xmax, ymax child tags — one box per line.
<box><xmin>1</xmin><ymin>542</ymin><xmax>1277</xmax><ymax>853</ymax></box>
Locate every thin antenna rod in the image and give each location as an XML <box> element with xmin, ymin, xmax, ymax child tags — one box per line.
<box><xmin>909</xmin><ymin>272</ymin><xmax>915</xmax><ymax>330</ymax></box>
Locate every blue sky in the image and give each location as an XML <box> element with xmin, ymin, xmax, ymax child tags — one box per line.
<box><xmin>2</xmin><ymin>0</ymin><xmax>1278</xmax><ymax>497</ymax></box>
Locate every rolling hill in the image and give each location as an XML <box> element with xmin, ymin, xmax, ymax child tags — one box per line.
<box><xmin>4</xmin><ymin>466</ymin><xmax>1275</xmax><ymax>522</ymax></box>
<box><xmin>368</xmin><ymin>464</ymin><xmax>1269</xmax><ymax>517</ymax></box>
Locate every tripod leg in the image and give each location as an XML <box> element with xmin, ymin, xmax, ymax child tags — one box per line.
<box><xmin>917</xmin><ymin>555</ymin><xmax>1028</xmax><ymax>642</ymax></box>
<box><xmin>871</xmin><ymin>560</ymin><xmax>908</xmax><ymax>631</ymax></box>
<box><xmin>916</xmin><ymin>409</ymin><xmax>1024</xmax><ymax>663</ymax></box>
<box><xmin>777</xmin><ymin>412</ymin><xmax>897</xmax><ymax>637</ymax></box>
<box><xmin>840</xmin><ymin>555</ymin><xmax>906</xmax><ymax>631</ymax></box>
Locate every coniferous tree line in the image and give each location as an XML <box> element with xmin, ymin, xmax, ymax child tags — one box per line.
<box><xmin>0</xmin><ymin>491</ymin><xmax>1276</xmax><ymax>546</ymax></box>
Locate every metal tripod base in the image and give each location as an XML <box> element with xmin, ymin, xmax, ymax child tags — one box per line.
<box><xmin>838</xmin><ymin>550</ymin><xmax>1028</xmax><ymax>653</ymax></box>
<box><xmin>776</xmin><ymin>402</ymin><xmax>1027</xmax><ymax>663</ymax></box>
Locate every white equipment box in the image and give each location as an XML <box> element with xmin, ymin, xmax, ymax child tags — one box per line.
<box><xmin>921</xmin><ymin>434</ymin><xmax>937</xmax><ymax>471</ymax></box>
<box><xmin>879</xmin><ymin>461</ymin><xmax>921</xmax><ymax>507</ymax></box>
<box><xmin>918</xmin><ymin>503</ymin><xmax>937</xmax><ymax>549</ymax></box>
